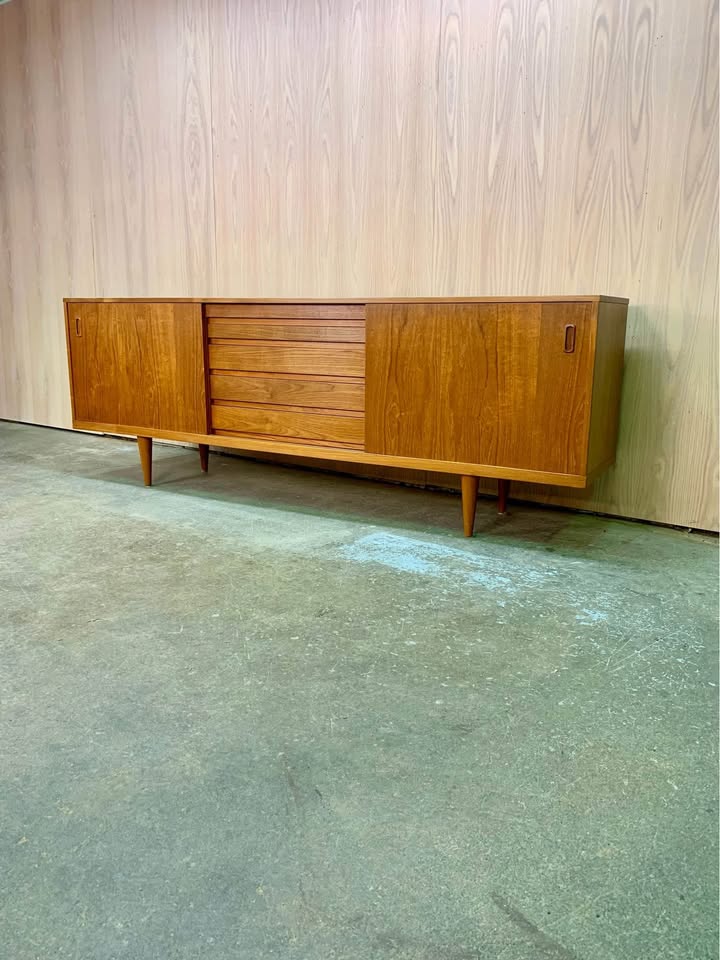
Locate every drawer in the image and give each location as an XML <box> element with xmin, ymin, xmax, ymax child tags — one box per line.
<box><xmin>212</xmin><ymin>403</ymin><xmax>364</xmax><ymax>446</ymax></box>
<box><xmin>206</xmin><ymin>303</ymin><xmax>365</xmax><ymax>320</ymax></box>
<box><xmin>208</xmin><ymin>319</ymin><xmax>365</xmax><ymax>342</ymax></box>
<box><xmin>208</xmin><ymin>342</ymin><xmax>364</xmax><ymax>377</ymax></box>
<box><xmin>210</xmin><ymin>373</ymin><xmax>364</xmax><ymax>411</ymax></box>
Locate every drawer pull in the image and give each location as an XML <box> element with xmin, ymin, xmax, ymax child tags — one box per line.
<box><xmin>563</xmin><ymin>324</ymin><xmax>576</xmax><ymax>353</ymax></box>
<box><xmin>75</xmin><ymin>317</ymin><xmax>81</xmax><ymax>336</ymax></box>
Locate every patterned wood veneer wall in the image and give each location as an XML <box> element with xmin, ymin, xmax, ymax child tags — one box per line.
<box><xmin>0</xmin><ymin>0</ymin><xmax>717</xmax><ymax>528</ymax></box>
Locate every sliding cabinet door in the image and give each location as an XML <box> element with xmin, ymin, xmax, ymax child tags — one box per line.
<box><xmin>365</xmin><ymin>302</ymin><xmax>499</xmax><ymax>463</ymax></box>
<box><xmin>66</xmin><ymin>301</ymin><xmax>207</xmax><ymax>434</ymax></box>
<box><xmin>365</xmin><ymin>301</ymin><xmax>595</xmax><ymax>477</ymax></box>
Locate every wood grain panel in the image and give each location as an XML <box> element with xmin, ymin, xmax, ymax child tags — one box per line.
<box><xmin>366</xmin><ymin>301</ymin><xmax>595</xmax><ymax>475</ymax></box>
<box><xmin>208</xmin><ymin>342</ymin><xmax>364</xmax><ymax>378</ymax></box>
<box><xmin>88</xmin><ymin>0</ymin><xmax>216</xmax><ymax>294</ymax></box>
<box><xmin>211</xmin><ymin>404</ymin><xmax>364</xmax><ymax>447</ymax></box>
<box><xmin>207</xmin><ymin>320</ymin><xmax>365</xmax><ymax>342</ymax></box>
<box><xmin>205</xmin><ymin>304</ymin><xmax>366</xmax><ymax>319</ymax></box>
<box><xmin>0</xmin><ymin>0</ymin><xmax>717</xmax><ymax>528</ymax></box>
<box><xmin>66</xmin><ymin>301</ymin><xmax>207</xmax><ymax>433</ymax></box>
<box><xmin>214</xmin><ymin>430</ymin><xmax>364</xmax><ymax>451</ymax></box>
<box><xmin>366</xmin><ymin>302</ymin><xmax>500</xmax><ymax>463</ymax></box>
<box><xmin>494</xmin><ymin>302</ymin><xmax>595</xmax><ymax>475</ymax></box>
<box><xmin>0</xmin><ymin>0</ymin><xmax>97</xmax><ymax>427</ymax></box>
<box><xmin>210</xmin><ymin>373</ymin><xmax>365</xmax><ymax>411</ymax></box>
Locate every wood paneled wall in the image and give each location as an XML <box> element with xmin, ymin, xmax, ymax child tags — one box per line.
<box><xmin>0</xmin><ymin>0</ymin><xmax>717</xmax><ymax>529</ymax></box>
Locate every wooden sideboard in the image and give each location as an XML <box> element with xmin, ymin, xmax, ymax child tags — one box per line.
<box><xmin>64</xmin><ymin>297</ymin><xmax>628</xmax><ymax>536</ymax></box>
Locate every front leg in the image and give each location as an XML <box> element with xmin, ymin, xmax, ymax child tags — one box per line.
<box><xmin>137</xmin><ymin>436</ymin><xmax>152</xmax><ymax>486</ymax></box>
<box><xmin>498</xmin><ymin>478</ymin><xmax>509</xmax><ymax>514</ymax></box>
<box><xmin>461</xmin><ymin>475</ymin><xmax>479</xmax><ymax>537</ymax></box>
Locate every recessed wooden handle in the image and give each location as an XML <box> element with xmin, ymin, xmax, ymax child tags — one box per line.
<box><xmin>563</xmin><ymin>324</ymin><xmax>576</xmax><ymax>353</ymax></box>
<box><xmin>75</xmin><ymin>317</ymin><xmax>81</xmax><ymax>336</ymax></box>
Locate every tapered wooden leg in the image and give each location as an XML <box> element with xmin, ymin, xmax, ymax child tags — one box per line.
<box><xmin>198</xmin><ymin>443</ymin><xmax>209</xmax><ymax>473</ymax></box>
<box><xmin>498</xmin><ymin>478</ymin><xmax>509</xmax><ymax>515</ymax></box>
<box><xmin>137</xmin><ymin>436</ymin><xmax>152</xmax><ymax>486</ymax></box>
<box><xmin>461</xmin><ymin>475</ymin><xmax>479</xmax><ymax>537</ymax></box>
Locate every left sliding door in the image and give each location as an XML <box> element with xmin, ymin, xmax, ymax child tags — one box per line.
<box><xmin>66</xmin><ymin>302</ymin><xmax>207</xmax><ymax>434</ymax></box>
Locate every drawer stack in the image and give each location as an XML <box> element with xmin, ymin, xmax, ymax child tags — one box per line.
<box><xmin>206</xmin><ymin>304</ymin><xmax>365</xmax><ymax>449</ymax></box>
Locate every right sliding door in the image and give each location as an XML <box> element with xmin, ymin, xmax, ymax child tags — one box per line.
<box><xmin>365</xmin><ymin>301</ymin><xmax>595</xmax><ymax>478</ymax></box>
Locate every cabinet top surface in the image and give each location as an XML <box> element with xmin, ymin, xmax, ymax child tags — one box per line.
<box><xmin>65</xmin><ymin>295</ymin><xmax>629</xmax><ymax>304</ymax></box>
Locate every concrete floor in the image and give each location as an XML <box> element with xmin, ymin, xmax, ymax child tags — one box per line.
<box><xmin>1</xmin><ymin>421</ymin><xmax>718</xmax><ymax>960</ymax></box>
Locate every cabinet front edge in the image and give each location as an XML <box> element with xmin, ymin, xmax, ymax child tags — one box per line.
<box><xmin>72</xmin><ymin>420</ymin><xmax>589</xmax><ymax>488</ymax></box>
<box><xmin>63</xmin><ymin>295</ymin><xmax>629</xmax><ymax>305</ymax></box>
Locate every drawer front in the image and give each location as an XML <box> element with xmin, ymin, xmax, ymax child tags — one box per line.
<box><xmin>206</xmin><ymin>303</ymin><xmax>366</xmax><ymax>450</ymax></box>
<box><xmin>212</xmin><ymin>404</ymin><xmax>364</xmax><ymax>447</ymax></box>
<box><xmin>210</xmin><ymin>373</ymin><xmax>365</xmax><ymax>411</ymax></box>
<box><xmin>208</xmin><ymin>342</ymin><xmax>365</xmax><ymax>378</ymax></box>
<box><xmin>208</xmin><ymin>319</ymin><xmax>365</xmax><ymax>342</ymax></box>
<box><xmin>206</xmin><ymin>303</ymin><xmax>365</xmax><ymax>320</ymax></box>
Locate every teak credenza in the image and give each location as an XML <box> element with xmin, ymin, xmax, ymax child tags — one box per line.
<box><xmin>64</xmin><ymin>297</ymin><xmax>628</xmax><ymax>536</ymax></box>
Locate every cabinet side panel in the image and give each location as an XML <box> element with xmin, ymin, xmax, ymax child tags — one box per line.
<box><xmin>64</xmin><ymin>300</ymin><xmax>77</xmax><ymax>422</ymax></box>
<box><xmin>586</xmin><ymin>300</ymin><xmax>628</xmax><ymax>475</ymax></box>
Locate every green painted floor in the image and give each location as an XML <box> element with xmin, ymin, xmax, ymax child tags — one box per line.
<box><xmin>1</xmin><ymin>421</ymin><xmax>718</xmax><ymax>960</ymax></box>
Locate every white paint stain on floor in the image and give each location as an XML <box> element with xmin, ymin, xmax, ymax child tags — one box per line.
<box><xmin>338</xmin><ymin>532</ymin><xmax>711</xmax><ymax>696</ymax></box>
<box><xmin>340</xmin><ymin>532</ymin><xmax>553</xmax><ymax>593</ymax></box>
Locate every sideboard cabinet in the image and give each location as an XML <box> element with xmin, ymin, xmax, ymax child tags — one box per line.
<box><xmin>64</xmin><ymin>297</ymin><xmax>628</xmax><ymax>536</ymax></box>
